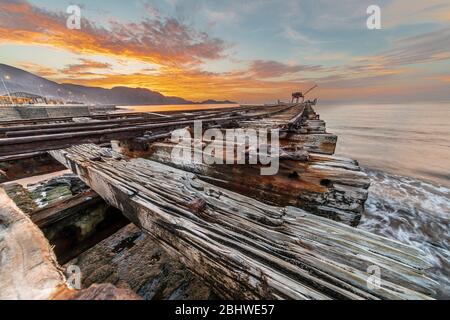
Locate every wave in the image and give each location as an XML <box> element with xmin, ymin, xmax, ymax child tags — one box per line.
<box><xmin>358</xmin><ymin>168</ymin><xmax>450</xmax><ymax>298</ymax></box>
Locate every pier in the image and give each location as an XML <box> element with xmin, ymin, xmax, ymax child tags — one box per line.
<box><xmin>0</xmin><ymin>102</ymin><xmax>438</xmax><ymax>299</ymax></box>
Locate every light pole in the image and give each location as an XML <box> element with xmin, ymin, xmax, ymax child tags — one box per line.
<box><xmin>1</xmin><ymin>75</ymin><xmax>13</xmax><ymax>105</ymax></box>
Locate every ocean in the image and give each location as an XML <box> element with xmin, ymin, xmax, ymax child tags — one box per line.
<box><xmin>122</xmin><ymin>102</ymin><xmax>450</xmax><ymax>298</ymax></box>
<box><xmin>316</xmin><ymin>103</ymin><xmax>450</xmax><ymax>298</ymax></box>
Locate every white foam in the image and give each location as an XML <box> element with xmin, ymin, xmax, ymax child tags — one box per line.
<box><xmin>359</xmin><ymin>169</ymin><xmax>450</xmax><ymax>298</ymax></box>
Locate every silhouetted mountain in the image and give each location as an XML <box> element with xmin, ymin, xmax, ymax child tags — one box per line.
<box><xmin>199</xmin><ymin>99</ymin><xmax>237</xmax><ymax>104</ymax></box>
<box><xmin>0</xmin><ymin>64</ymin><xmax>62</xmax><ymax>97</ymax></box>
<box><xmin>0</xmin><ymin>63</ymin><xmax>215</xmax><ymax>105</ymax></box>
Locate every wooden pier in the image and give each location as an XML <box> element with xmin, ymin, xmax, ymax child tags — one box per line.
<box><xmin>0</xmin><ymin>102</ymin><xmax>439</xmax><ymax>299</ymax></box>
<box><xmin>48</xmin><ymin>143</ymin><xmax>435</xmax><ymax>299</ymax></box>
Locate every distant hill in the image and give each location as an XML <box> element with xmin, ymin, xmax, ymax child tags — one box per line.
<box><xmin>0</xmin><ymin>64</ymin><xmax>235</xmax><ymax>105</ymax></box>
<box><xmin>199</xmin><ymin>99</ymin><xmax>237</xmax><ymax>104</ymax></box>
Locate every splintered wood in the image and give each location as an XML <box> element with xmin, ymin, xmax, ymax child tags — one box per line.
<box><xmin>0</xmin><ymin>188</ymin><xmax>141</xmax><ymax>300</ymax></box>
<box><xmin>0</xmin><ymin>188</ymin><xmax>66</xmax><ymax>299</ymax></box>
<box><xmin>139</xmin><ymin>139</ymin><xmax>369</xmax><ymax>226</ymax></box>
<box><xmin>112</xmin><ymin>102</ymin><xmax>365</xmax><ymax>226</ymax></box>
<box><xmin>49</xmin><ymin>144</ymin><xmax>437</xmax><ymax>300</ymax></box>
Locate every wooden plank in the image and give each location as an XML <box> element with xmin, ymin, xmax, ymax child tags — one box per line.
<box><xmin>0</xmin><ymin>151</ymin><xmax>65</xmax><ymax>182</ymax></box>
<box><xmin>0</xmin><ymin>187</ymin><xmax>66</xmax><ymax>299</ymax></box>
<box><xmin>114</xmin><ymin>137</ymin><xmax>367</xmax><ymax>225</ymax></box>
<box><xmin>0</xmin><ymin>187</ymin><xmax>141</xmax><ymax>300</ymax></box>
<box><xmin>0</xmin><ymin>104</ymin><xmax>254</xmax><ymax>130</ymax></box>
<box><xmin>0</xmin><ymin>116</ymin><xmax>146</xmax><ymax>133</ymax></box>
<box><xmin>0</xmin><ymin>105</ymin><xmax>294</xmax><ymax>156</ymax></box>
<box><xmin>49</xmin><ymin>144</ymin><xmax>437</xmax><ymax>300</ymax></box>
<box><xmin>281</xmin><ymin>133</ymin><xmax>337</xmax><ymax>155</ymax></box>
<box><xmin>0</xmin><ymin>111</ymin><xmax>151</xmax><ymax>126</ymax></box>
<box><xmin>5</xmin><ymin>107</ymin><xmax>255</xmax><ymax>137</ymax></box>
<box><xmin>30</xmin><ymin>190</ymin><xmax>129</xmax><ymax>264</ymax></box>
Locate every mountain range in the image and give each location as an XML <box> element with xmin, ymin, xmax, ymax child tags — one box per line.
<box><xmin>0</xmin><ymin>64</ymin><xmax>235</xmax><ymax>105</ymax></box>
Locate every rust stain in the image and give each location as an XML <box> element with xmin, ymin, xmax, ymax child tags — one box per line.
<box><xmin>188</xmin><ymin>198</ymin><xmax>207</xmax><ymax>214</ymax></box>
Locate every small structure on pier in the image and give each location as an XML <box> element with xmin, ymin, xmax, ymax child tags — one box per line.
<box><xmin>291</xmin><ymin>84</ymin><xmax>318</xmax><ymax>103</ymax></box>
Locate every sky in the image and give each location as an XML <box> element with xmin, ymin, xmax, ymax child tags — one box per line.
<box><xmin>0</xmin><ymin>0</ymin><xmax>449</xmax><ymax>103</ymax></box>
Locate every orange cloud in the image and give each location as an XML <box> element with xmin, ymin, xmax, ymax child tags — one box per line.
<box><xmin>0</xmin><ymin>0</ymin><xmax>227</xmax><ymax>67</ymax></box>
<box><xmin>438</xmin><ymin>10</ymin><xmax>450</xmax><ymax>21</ymax></box>
<box><xmin>16</xmin><ymin>61</ymin><xmax>60</xmax><ymax>78</ymax></box>
<box><xmin>50</xmin><ymin>65</ymin><xmax>309</xmax><ymax>102</ymax></box>
<box><xmin>60</xmin><ymin>59</ymin><xmax>112</xmax><ymax>75</ymax></box>
<box><xmin>1</xmin><ymin>1</ymin><xmax>448</xmax><ymax>103</ymax></box>
<box><xmin>51</xmin><ymin>65</ymin><xmax>415</xmax><ymax>103</ymax></box>
<box><xmin>426</xmin><ymin>75</ymin><xmax>450</xmax><ymax>83</ymax></box>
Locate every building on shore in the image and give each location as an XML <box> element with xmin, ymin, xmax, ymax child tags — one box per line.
<box><xmin>0</xmin><ymin>92</ymin><xmax>63</xmax><ymax>106</ymax></box>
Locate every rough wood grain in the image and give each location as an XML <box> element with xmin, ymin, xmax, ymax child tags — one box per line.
<box><xmin>30</xmin><ymin>190</ymin><xmax>129</xmax><ymax>264</ymax></box>
<box><xmin>120</xmin><ymin>138</ymin><xmax>368</xmax><ymax>225</ymax></box>
<box><xmin>281</xmin><ymin>133</ymin><xmax>337</xmax><ymax>155</ymax></box>
<box><xmin>49</xmin><ymin>144</ymin><xmax>437</xmax><ymax>300</ymax></box>
<box><xmin>0</xmin><ymin>187</ymin><xmax>66</xmax><ymax>299</ymax></box>
<box><xmin>0</xmin><ymin>152</ymin><xmax>65</xmax><ymax>182</ymax></box>
<box><xmin>0</xmin><ymin>105</ymin><xmax>293</xmax><ymax>156</ymax></box>
<box><xmin>0</xmin><ymin>187</ymin><xmax>141</xmax><ymax>300</ymax></box>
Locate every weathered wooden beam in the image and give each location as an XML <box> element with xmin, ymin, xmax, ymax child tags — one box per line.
<box><xmin>0</xmin><ymin>187</ymin><xmax>141</xmax><ymax>300</ymax></box>
<box><xmin>49</xmin><ymin>144</ymin><xmax>437</xmax><ymax>300</ymax></box>
<box><xmin>0</xmin><ymin>152</ymin><xmax>65</xmax><ymax>182</ymax></box>
<box><xmin>0</xmin><ymin>187</ymin><xmax>66</xmax><ymax>299</ymax></box>
<box><xmin>0</xmin><ymin>116</ymin><xmax>147</xmax><ymax>134</ymax></box>
<box><xmin>6</xmin><ymin>123</ymin><xmax>124</xmax><ymax>137</ymax></box>
<box><xmin>280</xmin><ymin>133</ymin><xmax>337</xmax><ymax>155</ymax></box>
<box><xmin>0</xmin><ymin>111</ymin><xmax>150</xmax><ymax>126</ymax></box>
<box><xmin>287</xmin><ymin>103</ymin><xmax>307</xmax><ymax>126</ymax></box>
<box><xmin>0</xmin><ymin>123</ymin><xmax>183</xmax><ymax>156</ymax></box>
<box><xmin>5</xmin><ymin>110</ymin><xmax>246</xmax><ymax>137</ymax></box>
<box><xmin>115</xmin><ymin>138</ymin><xmax>367</xmax><ymax>226</ymax></box>
<box><xmin>30</xmin><ymin>190</ymin><xmax>129</xmax><ymax>264</ymax></box>
<box><xmin>238</xmin><ymin>104</ymin><xmax>305</xmax><ymax>130</ymax></box>
<box><xmin>0</xmin><ymin>104</ymin><xmax>255</xmax><ymax>133</ymax></box>
<box><xmin>2</xmin><ymin>115</ymin><xmax>196</xmax><ymax>136</ymax></box>
<box><xmin>0</xmin><ymin>105</ymin><xmax>294</xmax><ymax>156</ymax></box>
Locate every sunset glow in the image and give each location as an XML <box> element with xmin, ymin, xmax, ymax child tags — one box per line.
<box><xmin>1</xmin><ymin>0</ymin><xmax>449</xmax><ymax>103</ymax></box>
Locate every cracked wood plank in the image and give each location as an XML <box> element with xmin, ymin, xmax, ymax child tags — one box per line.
<box><xmin>0</xmin><ymin>187</ymin><xmax>140</xmax><ymax>300</ymax></box>
<box><xmin>121</xmin><ymin>138</ymin><xmax>368</xmax><ymax>225</ymax></box>
<box><xmin>49</xmin><ymin>144</ymin><xmax>437</xmax><ymax>300</ymax></box>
